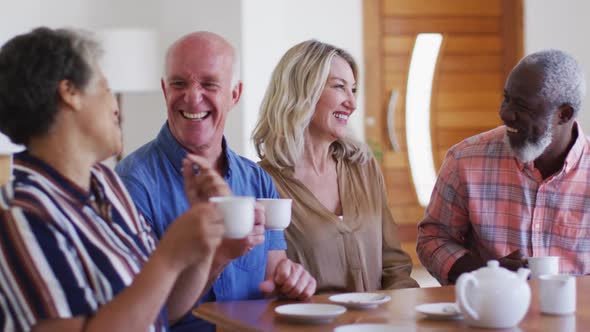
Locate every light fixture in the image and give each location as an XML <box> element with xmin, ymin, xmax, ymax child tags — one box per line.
<box><xmin>97</xmin><ymin>28</ymin><xmax>160</xmax><ymax>93</ymax></box>
<box><xmin>405</xmin><ymin>33</ymin><xmax>443</xmax><ymax>207</ymax></box>
<box><xmin>97</xmin><ymin>28</ymin><xmax>160</xmax><ymax>162</ymax></box>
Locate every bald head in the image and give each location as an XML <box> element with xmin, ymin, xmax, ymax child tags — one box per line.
<box><xmin>164</xmin><ymin>31</ymin><xmax>240</xmax><ymax>88</ymax></box>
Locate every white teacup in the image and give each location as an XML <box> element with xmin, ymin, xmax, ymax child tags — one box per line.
<box><xmin>209</xmin><ymin>196</ymin><xmax>255</xmax><ymax>238</ymax></box>
<box><xmin>257</xmin><ymin>198</ymin><xmax>292</xmax><ymax>230</ymax></box>
<box><xmin>539</xmin><ymin>274</ymin><xmax>576</xmax><ymax>315</ymax></box>
<box><xmin>528</xmin><ymin>256</ymin><xmax>559</xmax><ymax>279</ymax></box>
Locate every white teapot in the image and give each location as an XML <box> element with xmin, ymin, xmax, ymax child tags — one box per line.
<box><xmin>456</xmin><ymin>260</ymin><xmax>531</xmax><ymax>329</ymax></box>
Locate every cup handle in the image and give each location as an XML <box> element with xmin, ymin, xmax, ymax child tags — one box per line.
<box><xmin>457</xmin><ymin>273</ymin><xmax>479</xmax><ymax>321</ymax></box>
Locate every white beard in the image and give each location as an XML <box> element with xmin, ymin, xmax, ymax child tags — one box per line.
<box><xmin>505</xmin><ymin>128</ymin><xmax>553</xmax><ymax>163</ymax></box>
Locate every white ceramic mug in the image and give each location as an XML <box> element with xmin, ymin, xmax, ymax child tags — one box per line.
<box><xmin>528</xmin><ymin>256</ymin><xmax>559</xmax><ymax>279</ymax></box>
<box><xmin>257</xmin><ymin>198</ymin><xmax>292</xmax><ymax>230</ymax></box>
<box><xmin>539</xmin><ymin>274</ymin><xmax>576</xmax><ymax>315</ymax></box>
<box><xmin>209</xmin><ymin>196</ymin><xmax>255</xmax><ymax>238</ymax></box>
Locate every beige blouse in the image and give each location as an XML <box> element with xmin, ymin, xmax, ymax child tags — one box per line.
<box><xmin>260</xmin><ymin>157</ymin><xmax>419</xmax><ymax>293</ymax></box>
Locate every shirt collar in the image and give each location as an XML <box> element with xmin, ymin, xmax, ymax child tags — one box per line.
<box><xmin>156</xmin><ymin>122</ymin><xmax>232</xmax><ymax>178</ymax></box>
<box><xmin>14</xmin><ymin>151</ymin><xmax>99</xmax><ymax>205</ymax></box>
<box><xmin>221</xmin><ymin>138</ymin><xmax>233</xmax><ymax>179</ymax></box>
<box><xmin>513</xmin><ymin>121</ymin><xmax>586</xmax><ymax>174</ymax></box>
<box><xmin>156</xmin><ymin>123</ymin><xmax>187</xmax><ymax>176</ymax></box>
<box><xmin>562</xmin><ymin>121</ymin><xmax>586</xmax><ymax>173</ymax></box>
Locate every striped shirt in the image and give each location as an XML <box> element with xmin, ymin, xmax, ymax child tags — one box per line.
<box><xmin>417</xmin><ymin>123</ymin><xmax>590</xmax><ymax>285</ymax></box>
<box><xmin>0</xmin><ymin>152</ymin><xmax>166</xmax><ymax>331</ymax></box>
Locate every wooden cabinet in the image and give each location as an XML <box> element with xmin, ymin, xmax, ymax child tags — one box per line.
<box><xmin>363</xmin><ymin>0</ymin><xmax>523</xmax><ymax>264</ymax></box>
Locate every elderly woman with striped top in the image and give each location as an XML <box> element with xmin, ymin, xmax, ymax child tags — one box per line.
<box><xmin>0</xmin><ymin>27</ymin><xmax>228</xmax><ymax>331</ymax></box>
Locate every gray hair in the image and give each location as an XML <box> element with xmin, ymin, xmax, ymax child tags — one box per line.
<box><xmin>0</xmin><ymin>27</ymin><xmax>102</xmax><ymax>145</ymax></box>
<box><xmin>520</xmin><ymin>49</ymin><xmax>586</xmax><ymax>116</ymax></box>
<box><xmin>58</xmin><ymin>28</ymin><xmax>104</xmax><ymax>91</ymax></box>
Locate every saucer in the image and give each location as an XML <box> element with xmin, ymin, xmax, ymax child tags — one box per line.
<box><xmin>334</xmin><ymin>324</ymin><xmax>409</xmax><ymax>332</ymax></box>
<box><xmin>275</xmin><ymin>303</ymin><xmax>346</xmax><ymax>323</ymax></box>
<box><xmin>329</xmin><ymin>293</ymin><xmax>391</xmax><ymax>309</ymax></box>
<box><xmin>415</xmin><ymin>302</ymin><xmax>462</xmax><ymax>320</ymax></box>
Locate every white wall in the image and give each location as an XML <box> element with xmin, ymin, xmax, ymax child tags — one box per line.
<box><xmin>7</xmin><ymin>1</ymin><xmax>588</xmax><ymax>158</ymax></box>
<box><xmin>0</xmin><ymin>0</ymin><xmax>363</xmax><ymax>160</ymax></box>
<box><xmin>524</xmin><ymin>0</ymin><xmax>590</xmax><ymax>130</ymax></box>
<box><xmin>282</xmin><ymin>0</ymin><xmax>365</xmax><ymax>144</ymax></box>
<box><xmin>241</xmin><ymin>0</ymin><xmax>364</xmax><ymax>160</ymax></box>
<box><xmin>119</xmin><ymin>0</ymin><xmax>588</xmax><ymax>158</ymax></box>
<box><xmin>241</xmin><ymin>0</ymin><xmax>288</xmax><ymax>159</ymax></box>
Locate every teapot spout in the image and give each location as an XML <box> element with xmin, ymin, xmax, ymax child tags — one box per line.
<box><xmin>517</xmin><ymin>267</ymin><xmax>531</xmax><ymax>280</ymax></box>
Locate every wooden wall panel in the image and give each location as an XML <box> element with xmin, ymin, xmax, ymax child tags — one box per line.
<box><xmin>362</xmin><ymin>0</ymin><xmax>384</xmax><ymax>146</ymax></box>
<box><xmin>383</xmin><ymin>152</ymin><xmax>408</xmax><ymax>168</ymax></box>
<box><xmin>443</xmin><ymin>35</ymin><xmax>503</xmax><ymax>54</ymax></box>
<box><xmin>436</xmin><ymin>92</ymin><xmax>501</xmax><ymax>109</ymax></box>
<box><xmin>384</xmin><ymin>55</ymin><xmax>411</xmax><ymax>73</ymax></box>
<box><xmin>437</xmin><ymin>151</ymin><xmax>449</xmax><ymax>164</ymax></box>
<box><xmin>434</xmin><ymin>128</ymin><xmax>494</xmax><ymax>147</ymax></box>
<box><xmin>437</xmin><ymin>73</ymin><xmax>503</xmax><ymax>92</ymax></box>
<box><xmin>383</xmin><ymin>73</ymin><xmax>407</xmax><ymax>90</ymax></box>
<box><xmin>383</xmin><ymin>17</ymin><xmax>501</xmax><ymax>35</ymax></box>
<box><xmin>391</xmin><ymin>207</ymin><xmax>425</xmax><ymax>225</ymax></box>
<box><xmin>438</xmin><ymin>55</ymin><xmax>503</xmax><ymax>72</ymax></box>
<box><xmin>436</xmin><ymin>111</ymin><xmax>502</xmax><ymax>128</ymax></box>
<box><xmin>383</xmin><ymin>36</ymin><xmax>414</xmax><ymax>54</ymax></box>
<box><xmin>383</xmin><ymin>0</ymin><xmax>502</xmax><ymax>17</ymax></box>
<box><xmin>364</xmin><ymin>0</ymin><xmax>523</xmax><ymax>266</ymax></box>
<box><xmin>401</xmin><ymin>241</ymin><xmax>420</xmax><ymax>266</ymax></box>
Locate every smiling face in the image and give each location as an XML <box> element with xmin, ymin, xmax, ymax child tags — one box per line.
<box><xmin>162</xmin><ymin>33</ymin><xmax>241</xmax><ymax>155</ymax></box>
<box><xmin>308</xmin><ymin>56</ymin><xmax>357</xmax><ymax>143</ymax></box>
<box><xmin>499</xmin><ymin>63</ymin><xmax>558</xmax><ymax>162</ymax></box>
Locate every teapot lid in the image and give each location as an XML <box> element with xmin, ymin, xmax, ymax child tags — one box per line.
<box><xmin>472</xmin><ymin>260</ymin><xmax>518</xmax><ymax>280</ymax></box>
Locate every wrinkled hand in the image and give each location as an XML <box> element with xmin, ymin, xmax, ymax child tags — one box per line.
<box><xmin>159</xmin><ymin>203</ymin><xmax>225</xmax><ymax>271</ymax></box>
<box><xmin>499</xmin><ymin>249</ymin><xmax>527</xmax><ymax>271</ymax></box>
<box><xmin>216</xmin><ymin>202</ymin><xmax>266</xmax><ymax>262</ymax></box>
<box><xmin>182</xmin><ymin>154</ymin><xmax>232</xmax><ymax>205</ymax></box>
<box><xmin>259</xmin><ymin>258</ymin><xmax>316</xmax><ymax>300</ymax></box>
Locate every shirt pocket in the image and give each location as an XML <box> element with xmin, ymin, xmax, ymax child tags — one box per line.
<box><xmin>232</xmin><ymin>243</ymin><xmax>265</xmax><ymax>271</ymax></box>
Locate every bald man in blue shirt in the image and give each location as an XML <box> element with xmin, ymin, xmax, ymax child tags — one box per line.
<box><xmin>116</xmin><ymin>31</ymin><xmax>317</xmax><ymax>332</ymax></box>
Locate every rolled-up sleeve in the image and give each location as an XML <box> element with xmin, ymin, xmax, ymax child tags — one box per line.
<box><xmin>417</xmin><ymin>151</ymin><xmax>471</xmax><ymax>285</ymax></box>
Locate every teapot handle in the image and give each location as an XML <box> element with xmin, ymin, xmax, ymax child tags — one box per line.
<box><xmin>456</xmin><ymin>273</ymin><xmax>479</xmax><ymax>321</ymax></box>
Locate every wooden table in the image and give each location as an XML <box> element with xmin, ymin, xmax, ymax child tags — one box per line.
<box><xmin>194</xmin><ymin>276</ymin><xmax>589</xmax><ymax>331</ymax></box>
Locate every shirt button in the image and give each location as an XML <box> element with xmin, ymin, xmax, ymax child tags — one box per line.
<box><xmin>534</xmin><ymin>224</ymin><xmax>541</xmax><ymax>229</ymax></box>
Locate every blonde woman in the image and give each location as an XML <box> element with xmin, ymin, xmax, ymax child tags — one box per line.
<box><xmin>252</xmin><ymin>40</ymin><xmax>418</xmax><ymax>292</ymax></box>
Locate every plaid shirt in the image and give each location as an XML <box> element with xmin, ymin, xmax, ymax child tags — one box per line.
<box><xmin>417</xmin><ymin>123</ymin><xmax>590</xmax><ymax>285</ymax></box>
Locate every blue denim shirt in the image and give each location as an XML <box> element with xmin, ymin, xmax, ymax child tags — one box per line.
<box><xmin>116</xmin><ymin>123</ymin><xmax>286</xmax><ymax>332</ymax></box>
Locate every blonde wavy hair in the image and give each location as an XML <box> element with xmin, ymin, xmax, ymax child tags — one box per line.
<box><xmin>252</xmin><ymin>40</ymin><xmax>370</xmax><ymax>169</ymax></box>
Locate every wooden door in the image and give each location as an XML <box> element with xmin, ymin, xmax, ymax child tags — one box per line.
<box><xmin>363</xmin><ymin>0</ymin><xmax>523</xmax><ymax>264</ymax></box>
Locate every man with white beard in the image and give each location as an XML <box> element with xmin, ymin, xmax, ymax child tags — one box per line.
<box><xmin>416</xmin><ymin>49</ymin><xmax>590</xmax><ymax>285</ymax></box>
